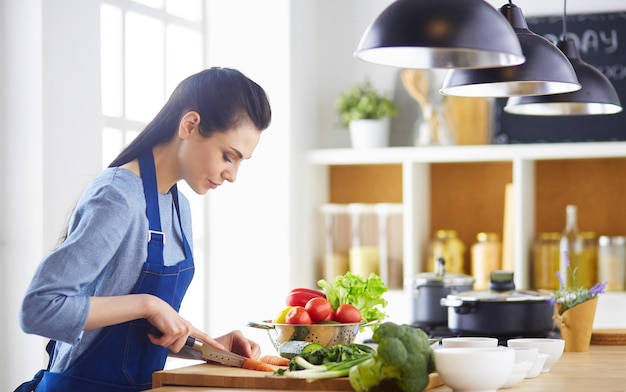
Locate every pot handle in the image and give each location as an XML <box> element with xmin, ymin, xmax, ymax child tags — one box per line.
<box><xmin>440</xmin><ymin>298</ymin><xmax>475</xmax><ymax>314</ymax></box>
<box><xmin>440</xmin><ymin>297</ymin><xmax>462</xmax><ymax>307</ymax></box>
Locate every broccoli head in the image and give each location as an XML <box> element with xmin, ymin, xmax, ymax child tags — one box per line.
<box><xmin>349</xmin><ymin>322</ymin><xmax>434</xmax><ymax>392</ymax></box>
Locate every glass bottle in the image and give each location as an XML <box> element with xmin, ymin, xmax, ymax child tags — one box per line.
<box><xmin>559</xmin><ymin>205</ymin><xmax>584</xmax><ymax>288</ymax></box>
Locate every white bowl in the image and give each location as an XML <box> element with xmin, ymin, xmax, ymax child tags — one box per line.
<box><xmin>507</xmin><ymin>338</ymin><xmax>565</xmax><ymax>373</ymax></box>
<box><xmin>501</xmin><ymin>360</ymin><xmax>534</xmax><ymax>388</ymax></box>
<box><xmin>434</xmin><ymin>347</ymin><xmax>515</xmax><ymax>392</ymax></box>
<box><xmin>525</xmin><ymin>353</ymin><xmax>549</xmax><ymax>378</ymax></box>
<box><xmin>510</xmin><ymin>346</ymin><xmax>538</xmax><ymax>364</ymax></box>
<box><xmin>441</xmin><ymin>337</ymin><xmax>499</xmax><ymax>348</ymax></box>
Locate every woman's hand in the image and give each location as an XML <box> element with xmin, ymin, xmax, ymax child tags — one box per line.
<box><xmin>86</xmin><ymin>293</ymin><xmax>259</xmax><ymax>357</ymax></box>
<box><xmin>215</xmin><ymin>330</ymin><xmax>261</xmax><ymax>359</ymax></box>
<box><xmin>142</xmin><ymin>295</ymin><xmax>226</xmax><ymax>353</ymax></box>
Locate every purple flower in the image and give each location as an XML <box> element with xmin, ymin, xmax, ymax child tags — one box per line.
<box><xmin>563</xmin><ymin>251</ymin><xmax>571</xmax><ymax>267</ymax></box>
<box><xmin>589</xmin><ymin>281</ymin><xmax>608</xmax><ymax>296</ymax></box>
<box><xmin>554</xmin><ymin>250</ymin><xmax>606</xmax><ymax>315</ymax></box>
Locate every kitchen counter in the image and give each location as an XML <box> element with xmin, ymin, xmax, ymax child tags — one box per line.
<box><xmin>149</xmin><ymin>345</ymin><xmax>626</xmax><ymax>391</ymax></box>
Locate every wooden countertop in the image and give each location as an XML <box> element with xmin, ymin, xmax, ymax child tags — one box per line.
<box><xmin>150</xmin><ymin>345</ymin><xmax>626</xmax><ymax>391</ymax></box>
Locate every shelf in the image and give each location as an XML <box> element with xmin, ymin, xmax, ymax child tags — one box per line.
<box><xmin>307</xmin><ymin>141</ymin><xmax>626</xmax><ymax>327</ymax></box>
<box><xmin>309</xmin><ymin>141</ymin><xmax>626</xmax><ymax>165</ymax></box>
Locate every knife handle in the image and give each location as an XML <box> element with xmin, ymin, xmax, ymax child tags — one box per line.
<box><xmin>149</xmin><ymin>326</ymin><xmax>197</xmax><ymax>348</ymax></box>
<box><xmin>185</xmin><ymin>335</ymin><xmax>197</xmax><ymax>348</ymax></box>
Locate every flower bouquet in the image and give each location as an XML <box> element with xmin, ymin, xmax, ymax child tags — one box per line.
<box><xmin>553</xmin><ymin>251</ymin><xmax>607</xmax><ymax>352</ymax></box>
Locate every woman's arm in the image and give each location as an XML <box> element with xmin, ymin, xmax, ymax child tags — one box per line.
<box><xmin>87</xmin><ymin>294</ymin><xmax>227</xmax><ymax>354</ymax></box>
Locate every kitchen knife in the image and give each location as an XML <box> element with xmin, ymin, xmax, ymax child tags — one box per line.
<box><xmin>149</xmin><ymin>327</ymin><xmax>247</xmax><ymax>368</ymax></box>
<box><xmin>184</xmin><ymin>336</ymin><xmax>248</xmax><ymax>368</ymax></box>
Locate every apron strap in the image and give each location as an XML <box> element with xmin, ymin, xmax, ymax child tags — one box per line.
<box><xmin>138</xmin><ymin>151</ymin><xmax>192</xmax><ymax>261</ymax></box>
<box><xmin>170</xmin><ymin>184</ymin><xmax>192</xmax><ymax>259</ymax></box>
<box><xmin>138</xmin><ymin>150</ymin><xmax>165</xmax><ymax>265</ymax></box>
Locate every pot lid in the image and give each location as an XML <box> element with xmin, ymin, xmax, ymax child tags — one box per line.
<box><xmin>445</xmin><ymin>288</ymin><xmax>552</xmax><ymax>302</ymax></box>
<box><xmin>414</xmin><ymin>258</ymin><xmax>474</xmax><ymax>287</ymax></box>
<box><xmin>414</xmin><ymin>272</ymin><xmax>475</xmax><ymax>287</ymax></box>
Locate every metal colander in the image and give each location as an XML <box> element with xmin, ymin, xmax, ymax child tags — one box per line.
<box><xmin>246</xmin><ymin>320</ymin><xmax>368</xmax><ymax>351</ymax></box>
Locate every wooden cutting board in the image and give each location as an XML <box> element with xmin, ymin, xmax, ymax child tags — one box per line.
<box><xmin>153</xmin><ymin>363</ymin><xmax>443</xmax><ymax>390</ymax></box>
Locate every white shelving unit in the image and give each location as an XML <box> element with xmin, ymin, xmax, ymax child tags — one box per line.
<box><xmin>308</xmin><ymin>141</ymin><xmax>626</xmax><ymax>327</ymax></box>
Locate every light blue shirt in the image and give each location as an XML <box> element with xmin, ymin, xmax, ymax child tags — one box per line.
<box><xmin>20</xmin><ymin>167</ymin><xmax>193</xmax><ymax>372</ymax></box>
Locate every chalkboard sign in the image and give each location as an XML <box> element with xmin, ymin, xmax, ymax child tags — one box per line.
<box><xmin>493</xmin><ymin>12</ymin><xmax>626</xmax><ymax>144</ymax></box>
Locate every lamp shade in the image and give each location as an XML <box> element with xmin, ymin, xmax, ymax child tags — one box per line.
<box><xmin>354</xmin><ymin>0</ymin><xmax>525</xmax><ymax>69</ymax></box>
<box><xmin>439</xmin><ymin>3</ymin><xmax>581</xmax><ymax>97</ymax></box>
<box><xmin>504</xmin><ymin>38</ymin><xmax>623</xmax><ymax>115</ymax></box>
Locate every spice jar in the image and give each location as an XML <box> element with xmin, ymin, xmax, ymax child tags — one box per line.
<box><xmin>532</xmin><ymin>232</ymin><xmax>561</xmax><ymax>290</ymax></box>
<box><xmin>429</xmin><ymin>230</ymin><xmax>466</xmax><ymax>274</ymax></box>
<box><xmin>598</xmin><ymin>236</ymin><xmax>626</xmax><ymax>291</ymax></box>
<box><xmin>471</xmin><ymin>232</ymin><xmax>502</xmax><ymax>290</ymax></box>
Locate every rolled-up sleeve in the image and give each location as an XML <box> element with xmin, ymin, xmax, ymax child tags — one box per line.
<box><xmin>20</xmin><ymin>181</ymin><xmax>135</xmax><ymax>344</ymax></box>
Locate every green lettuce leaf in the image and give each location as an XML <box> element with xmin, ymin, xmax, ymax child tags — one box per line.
<box><xmin>317</xmin><ymin>272</ymin><xmax>388</xmax><ymax>324</ymax></box>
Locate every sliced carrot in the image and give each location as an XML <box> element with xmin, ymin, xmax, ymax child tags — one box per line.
<box><xmin>241</xmin><ymin>358</ymin><xmax>276</xmax><ymax>372</ymax></box>
<box><xmin>259</xmin><ymin>355</ymin><xmax>290</xmax><ymax>367</ymax></box>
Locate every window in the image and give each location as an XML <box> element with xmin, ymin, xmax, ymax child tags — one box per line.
<box><xmin>100</xmin><ymin>0</ymin><xmax>207</xmax><ymax>342</ymax></box>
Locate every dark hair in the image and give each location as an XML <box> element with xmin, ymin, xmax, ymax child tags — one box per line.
<box><xmin>109</xmin><ymin>67</ymin><xmax>272</xmax><ymax>167</ymax></box>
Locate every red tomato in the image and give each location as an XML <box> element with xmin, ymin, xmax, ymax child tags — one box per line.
<box><xmin>334</xmin><ymin>304</ymin><xmax>362</xmax><ymax>323</ymax></box>
<box><xmin>305</xmin><ymin>297</ymin><xmax>333</xmax><ymax>323</ymax></box>
<box><xmin>285</xmin><ymin>306</ymin><xmax>313</xmax><ymax>324</ymax></box>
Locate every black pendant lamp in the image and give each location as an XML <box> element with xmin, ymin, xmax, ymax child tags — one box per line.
<box><xmin>354</xmin><ymin>0</ymin><xmax>525</xmax><ymax>70</ymax></box>
<box><xmin>504</xmin><ymin>1</ymin><xmax>622</xmax><ymax>115</ymax></box>
<box><xmin>439</xmin><ymin>1</ymin><xmax>580</xmax><ymax>97</ymax></box>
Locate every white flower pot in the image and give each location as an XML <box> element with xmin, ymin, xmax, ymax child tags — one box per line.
<box><xmin>348</xmin><ymin>118</ymin><xmax>390</xmax><ymax>149</ymax></box>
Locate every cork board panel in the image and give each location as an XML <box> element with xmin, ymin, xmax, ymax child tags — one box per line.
<box><xmin>430</xmin><ymin>161</ymin><xmax>513</xmax><ymax>259</ymax></box>
<box><xmin>328</xmin><ymin>164</ymin><xmax>402</xmax><ymax>203</ymax></box>
<box><xmin>535</xmin><ymin>158</ymin><xmax>626</xmax><ymax>236</ymax></box>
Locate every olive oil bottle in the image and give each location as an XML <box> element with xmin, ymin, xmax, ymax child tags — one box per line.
<box><xmin>559</xmin><ymin>205</ymin><xmax>584</xmax><ymax>288</ymax></box>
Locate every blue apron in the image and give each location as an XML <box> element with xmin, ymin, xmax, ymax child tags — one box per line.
<box><xmin>15</xmin><ymin>151</ymin><xmax>194</xmax><ymax>392</ymax></box>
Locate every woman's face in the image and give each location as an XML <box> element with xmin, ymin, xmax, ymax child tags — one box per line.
<box><xmin>178</xmin><ymin>117</ymin><xmax>261</xmax><ymax>195</ymax></box>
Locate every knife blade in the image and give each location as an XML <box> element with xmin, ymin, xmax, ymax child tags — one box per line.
<box><xmin>184</xmin><ymin>336</ymin><xmax>248</xmax><ymax>368</ymax></box>
<box><xmin>149</xmin><ymin>326</ymin><xmax>247</xmax><ymax>368</ymax></box>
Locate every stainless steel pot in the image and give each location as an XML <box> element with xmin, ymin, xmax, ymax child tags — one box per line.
<box><xmin>440</xmin><ymin>271</ymin><xmax>555</xmax><ymax>337</ymax></box>
<box><xmin>412</xmin><ymin>258</ymin><xmax>475</xmax><ymax>326</ymax></box>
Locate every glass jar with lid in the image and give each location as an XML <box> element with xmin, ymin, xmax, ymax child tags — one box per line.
<box><xmin>598</xmin><ymin>235</ymin><xmax>626</xmax><ymax>291</ymax></box>
<box><xmin>471</xmin><ymin>232</ymin><xmax>502</xmax><ymax>290</ymax></box>
<box><xmin>532</xmin><ymin>232</ymin><xmax>561</xmax><ymax>290</ymax></box>
<box><xmin>429</xmin><ymin>229</ymin><xmax>466</xmax><ymax>274</ymax></box>
<box><xmin>578</xmin><ymin>231</ymin><xmax>599</xmax><ymax>289</ymax></box>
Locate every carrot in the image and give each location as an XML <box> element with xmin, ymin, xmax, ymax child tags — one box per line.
<box><xmin>242</xmin><ymin>358</ymin><xmax>276</xmax><ymax>372</ymax></box>
<box><xmin>259</xmin><ymin>355</ymin><xmax>290</xmax><ymax>367</ymax></box>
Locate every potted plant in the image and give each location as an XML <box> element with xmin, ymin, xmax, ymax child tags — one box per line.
<box><xmin>336</xmin><ymin>78</ymin><xmax>398</xmax><ymax>148</ymax></box>
<box><xmin>553</xmin><ymin>251</ymin><xmax>607</xmax><ymax>352</ymax></box>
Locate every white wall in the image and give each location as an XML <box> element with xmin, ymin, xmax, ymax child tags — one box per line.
<box><xmin>0</xmin><ymin>0</ymin><xmax>102</xmax><ymax>389</ymax></box>
<box><xmin>0</xmin><ymin>0</ymin><xmax>46</xmax><ymax>388</ymax></box>
<box><xmin>203</xmin><ymin>0</ymin><xmax>294</xmax><ymax>355</ymax></box>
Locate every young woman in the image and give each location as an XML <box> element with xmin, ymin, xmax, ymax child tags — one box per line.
<box><xmin>17</xmin><ymin>67</ymin><xmax>272</xmax><ymax>391</ymax></box>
